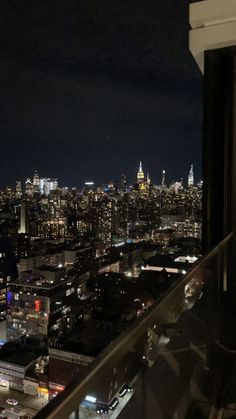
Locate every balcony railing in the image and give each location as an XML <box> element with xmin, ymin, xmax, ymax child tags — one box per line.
<box><xmin>34</xmin><ymin>233</ymin><xmax>233</xmax><ymax>419</ymax></box>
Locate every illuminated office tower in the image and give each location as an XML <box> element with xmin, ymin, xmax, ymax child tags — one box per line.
<box><xmin>146</xmin><ymin>172</ymin><xmax>151</xmax><ymax>193</ymax></box>
<box><xmin>83</xmin><ymin>182</ymin><xmax>94</xmax><ymax>195</ymax></box>
<box><xmin>53</xmin><ymin>178</ymin><xmax>58</xmax><ymax>190</ymax></box>
<box><xmin>33</xmin><ymin>170</ymin><xmax>40</xmax><ymax>193</ymax></box>
<box><xmin>18</xmin><ymin>201</ymin><xmax>27</xmax><ymax>234</ymax></box>
<box><xmin>137</xmin><ymin>161</ymin><xmax>147</xmax><ymax>194</ymax></box>
<box><xmin>137</xmin><ymin>161</ymin><xmax>145</xmax><ymax>184</ymax></box>
<box><xmin>25</xmin><ymin>178</ymin><xmax>33</xmax><ymax>196</ymax></box>
<box><xmin>40</xmin><ymin>178</ymin><xmax>51</xmax><ymax>195</ymax></box>
<box><xmin>161</xmin><ymin>170</ymin><xmax>166</xmax><ymax>187</ymax></box>
<box><xmin>40</xmin><ymin>178</ymin><xmax>58</xmax><ymax>196</ymax></box>
<box><xmin>15</xmin><ymin>181</ymin><xmax>22</xmax><ymax>199</ymax></box>
<box><xmin>188</xmin><ymin>164</ymin><xmax>194</xmax><ymax>188</ymax></box>
<box><xmin>45</xmin><ymin>178</ymin><xmax>54</xmax><ymax>196</ymax></box>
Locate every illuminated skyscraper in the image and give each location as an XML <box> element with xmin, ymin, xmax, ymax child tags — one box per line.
<box><xmin>137</xmin><ymin>161</ymin><xmax>145</xmax><ymax>184</ymax></box>
<box><xmin>188</xmin><ymin>164</ymin><xmax>194</xmax><ymax>187</ymax></box>
<box><xmin>45</xmin><ymin>178</ymin><xmax>54</xmax><ymax>196</ymax></box>
<box><xmin>39</xmin><ymin>177</ymin><xmax>58</xmax><ymax>196</ymax></box>
<box><xmin>53</xmin><ymin>178</ymin><xmax>58</xmax><ymax>191</ymax></box>
<box><xmin>146</xmin><ymin>172</ymin><xmax>151</xmax><ymax>193</ymax></box>
<box><xmin>33</xmin><ymin>170</ymin><xmax>40</xmax><ymax>193</ymax></box>
<box><xmin>25</xmin><ymin>178</ymin><xmax>34</xmax><ymax>196</ymax></box>
<box><xmin>18</xmin><ymin>201</ymin><xmax>27</xmax><ymax>234</ymax></box>
<box><xmin>136</xmin><ymin>161</ymin><xmax>148</xmax><ymax>194</ymax></box>
<box><xmin>15</xmin><ymin>181</ymin><xmax>22</xmax><ymax>199</ymax></box>
<box><xmin>161</xmin><ymin>170</ymin><xmax>166</xmax><ymax>186</ymax></box>
<box><xmin>92</xmin><ymin>199</ymin><xmax>113</xmax><ymax>245</ymax></box>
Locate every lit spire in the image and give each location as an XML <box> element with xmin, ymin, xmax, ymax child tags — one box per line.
<box><xmin>161</xmin><ymin>169</ymin><xmax>166</xmax><ymax>186</ymax></box>
<box><xmin>137</xmin><ymin>161</ymin><xmax>145</xmax><ymax>183</ymax></box>
<box><xmin>188</xmin><ymin>164</ymin><xmax>194</xmax><ymax>187</ymax></box>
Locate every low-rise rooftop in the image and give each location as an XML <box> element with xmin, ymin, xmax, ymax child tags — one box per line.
<box><xmin>0</xmin><ymin>343</ymin><xmax>38</xmax><ymax>367</ymax></box>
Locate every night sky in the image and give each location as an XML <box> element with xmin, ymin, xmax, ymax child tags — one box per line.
<box><xmin>0</xmin><ymin>0</ymin><xmax>202</xmax><ymax>188</ymax></box>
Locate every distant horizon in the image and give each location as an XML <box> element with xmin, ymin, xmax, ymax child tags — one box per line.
<box><xmin>1</xmin><ymin>162</ymin><xmax>202</xmax><ymax>190</ymax></box>
<box><xmin>0</xmin><ymin>0</ymin><xmax>202</xmax><ymax>193</ymax></box>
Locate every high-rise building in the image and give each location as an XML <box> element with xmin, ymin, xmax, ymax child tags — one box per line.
<box><xmin>92</xmin><ymin>199</ymin><xmax>113</xmax><ymax>245</ymax></box>
<box><xmin>45</xmin><ymin>178</ymin><xmax>53</xmax><ymax>196</ymax></box>
<box><xmin>39</xmin><ymin>177</ymin><xmax>58</xmax><ymax>196</ymax></box>
<box><xmin>136</xmin><ymin>162</ymin><xmax>149</xmax><ymax>194</ymax></box>
<box><xmin>33</xmin><ymin>170</ymin><xmax>40</xmax><ymax>193</ymax></box>
<box><xmin>7</xmin><ymin>271</ymin><xmax>77</xmax><ymax>345</ymax></box>
<box><xmin>15</xmin><ymin>181</ymin><xmax>22</xmax><ymax>199</ymax></box>
<box><xmin>137</xmin><ymin>161</ymin><xmax>145</xmax><ymax>184</ymax></box>
<box><xmin>25</xmin><ymin>178</ymin><xmax>34</xmax><ymax>196</ymax></box>
<box><xmin>161</xmin><ymin>170</ymin><xmax>166</xmax><ymax>187</ymax></box>
<box><xmin>120</xmin><ymin>175</ymin><xmax>127</xmax><ymax>193</ymax></box>
<box><xmin>146</xmin><ymin>172</ymin><xmax>151</xmax><ymax>194</ymax></box>
<box><xmin>18</xmin><ymin>201</ymin><xmax>27</xmax><ymax>234</ymax></box>
<box><xmin>39</xmin><ymin>178</ymin><xmax>46</xmax><ymax>195</ymax></box>
<box><xmin>188</xmin><ymin>164</ymin><xmax>194</xmax><ymax>188</ymax></box>
<box><xmin>53</xmin><ymin>178</ymin><xmax>58</xmax><ymax>191</ymax></box>
<box><xmin>0</xmin><ymin>238</ymin><xmax>18</xmax><ymax>317</ymax></box>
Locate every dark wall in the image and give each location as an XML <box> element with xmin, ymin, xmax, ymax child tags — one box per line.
<box><xmin>203</xmin><ymin>47</ymin><xmax>236</xmax><ymax>252</ymax></box>
<box><xmin>0</xmin><ymin>237</ymin><xmax>18</xmax><ymax>280</ymax></box>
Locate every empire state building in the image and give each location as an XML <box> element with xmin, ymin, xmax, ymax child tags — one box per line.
<box><xmin>137</xmin><ymin>161</ymin><xmax>145</xmax><ymax>183</ymax></box>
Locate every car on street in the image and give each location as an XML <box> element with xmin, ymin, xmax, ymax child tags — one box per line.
<box><xmin>96</xmin><ymin>403</ymin><xmax>109</xmax><ymax>415</ymax></box>
<box><xmin>109</xmin><ymin>397</ymin><xmax>119</xmax><ymax>411</ymax></box>
<box><xmin>119</xmin><ymin>384</ymin><xmax>133</xmax><ymax>397</ymax></box>
<box><xmin>6</xmin><ymin>398</ymin><xmax>18</xmax><ymax>406</ymax></box>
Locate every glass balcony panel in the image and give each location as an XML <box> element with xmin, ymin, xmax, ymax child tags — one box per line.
<box><xmin>34</xmin><ymin>233</ymin><xmax>233</xmax><ymax>419</ymax></box>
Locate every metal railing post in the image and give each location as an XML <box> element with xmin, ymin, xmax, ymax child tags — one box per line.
<box><xmin>223</xmin><ymin>242</ymin><xmax>228</xmax><ymax>292</ymax></box>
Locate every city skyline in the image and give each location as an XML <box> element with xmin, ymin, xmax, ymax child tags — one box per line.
<box><xmin>1</xmin><ymin>162</ymin><xmax>200</xmax><ymax>190</ymax></box>
<box><xmin>0</xmin><ymin>0</ymin><xmax>202</xmax><ymax>188</ymax></box>
<box><xmin>0</xmin><ymin>0</ymin><xmax>234</xmax><ymax>417</ymax></box>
